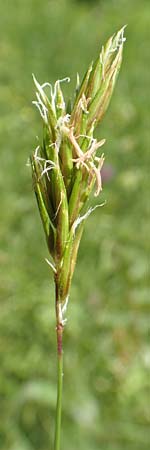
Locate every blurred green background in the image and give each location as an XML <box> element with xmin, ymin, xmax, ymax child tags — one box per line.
<box><xmin>0</xmin><ymin>0</ymin><xmax>150</xmax><ymax>449</ymax></box>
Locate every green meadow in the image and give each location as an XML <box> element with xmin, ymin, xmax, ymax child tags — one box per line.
<box><xmin>0</xmin><ymin>1</ymin><xmax>150</xmax><ymax>449</ymax></box>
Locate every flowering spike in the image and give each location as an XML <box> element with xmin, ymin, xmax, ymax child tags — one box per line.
<box><xmin>30</xmin><ymin>27</ymin><xmax>125</xmax><ymax>303</ymax></box>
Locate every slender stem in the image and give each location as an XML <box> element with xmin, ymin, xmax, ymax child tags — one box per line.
<box><xmin>54</xmin><ymin>344</ymin><xmax>63</xmax><ymax>450</ymax></box>
<box><xmin>54</xmin><ymin>278</ymin><xmax>64</xmax><ymax>450</ymax></box>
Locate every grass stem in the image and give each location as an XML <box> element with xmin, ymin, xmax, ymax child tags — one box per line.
<box><xmin>54</xmin><ymin>279</ymin><xmax>63</xmax><ymax>450</ymax></box>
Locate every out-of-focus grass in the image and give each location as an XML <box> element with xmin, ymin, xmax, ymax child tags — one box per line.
<box><xmin>0</xmin><ymin>1</ymin><xmax>150</xmax><ymax>449</ymax></box>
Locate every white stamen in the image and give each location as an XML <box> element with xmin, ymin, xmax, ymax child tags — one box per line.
<box><xmin>72</xmin><ymin>136</ymin><xmax>105</xmax><ymax>169</ymax></box>
<box><xmin>32</xmin><ymin>100</ymin><xmax>48</xmax><ymax>124</ymax></box>
<box><xmin>41</xmin><ymin>82</ymin><xmax>53</xmax><ymax>97</ymax></box>
<box><xmin>32</xmin><ymin>74</ymin><xmax>48</xmax><ymax>104</ymax></box>
<box><xmin>34</xmin><ymin>145</ymin><xmax>40</xmax><ymax>158</ymax></box>
<box><xmin>90</xmin><ymin>153</ymin><xmax>105</xmax><ymax>196</ymax></box>
<box><xmin>45</xmin><ymin>258</ymin><xmax>56</xmax><ymax>273</ymax></box>
<box><xmin>73</xmin><ymin>203</ymin><xmax>106</xmax><ymax>233</ymax></box>
<box><xmin>62</xmin><ymin>296</ymin><xmax>69</xmax><ymax>316</ymax></box>
<box><xmin>59</xmin><ymin>304</ymin><xmax>67</xmax><ymax>326</ymax></box>
<box><xmin>40</xmin><ymin>164</ymin><xmax>55</xmax><ymax>181</ymax></box>
<box><xmin>54</xmin><ymin>77</ymin><xmax>70</xmax><ymax>98</ymax></box>
<box><xmin>53</xmin><ymin>192</ymin><xmax>63</xmax><ymax>220</ymax></box>
<box><xmin>69</xmin><ymin>127</ymin><xmax>83</xmax><ymax>157</ymax></box>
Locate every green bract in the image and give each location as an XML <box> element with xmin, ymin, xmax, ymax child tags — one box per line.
<box><xmin>30</xmin><ymin>27</ymin><xmax>126</xmax><ymax>308</ymax></box>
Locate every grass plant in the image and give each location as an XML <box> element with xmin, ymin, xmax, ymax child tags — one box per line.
<box><xmin>30</xmin><ymin>27</ymin><xmax>125</xmax><ymax>450</ymax></box>
<box><xmin>1</xmin><ymin>1</ymin><xmax>150</xmax><ymax>449</ymax></box>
